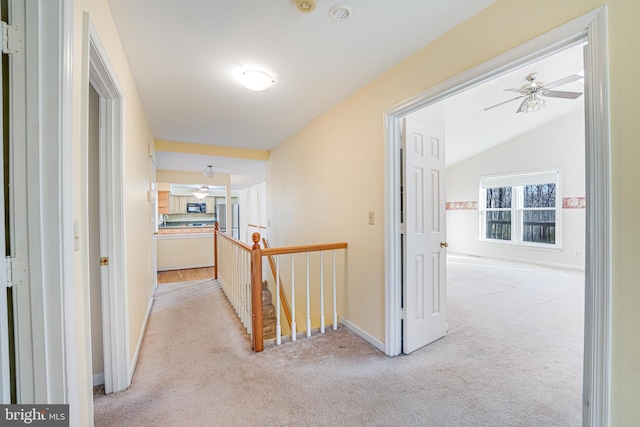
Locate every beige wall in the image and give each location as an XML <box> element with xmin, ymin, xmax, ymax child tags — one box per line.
<box><xmin>267</xmin><ymin>0</ymin><xmax>640</xmax><ymax>424</ymax></box>
<box><xmin>72</xmin><ymin>0</ymin><xmax>156</xmax><ymax>423</ymax></box>
<box><xmin>157</xmin><ymin>236</ymin><xmax>214</xmax><ymax>270</ymax></box>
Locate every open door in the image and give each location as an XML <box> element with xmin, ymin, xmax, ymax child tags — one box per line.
<box><xmin>402</xmin><ymin>118</ymin><xmax>447</xmax><ymax>354</ymax></box>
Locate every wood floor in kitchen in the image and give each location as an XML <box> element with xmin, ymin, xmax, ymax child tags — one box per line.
<box><xmin>157</xmin><ymin>267</ymin><xmax>215</xmax><ymax>284</ymax></box>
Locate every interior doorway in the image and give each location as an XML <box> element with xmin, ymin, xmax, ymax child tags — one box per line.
<box><xmin>85</xmin><ymin>18</ymin><xmax>130</xmax><ymax>394</ymax></box>
<box><xmin>384</xmin><ymin>7</ymin><xmax>610</xmax><ymax>424</ymax></box>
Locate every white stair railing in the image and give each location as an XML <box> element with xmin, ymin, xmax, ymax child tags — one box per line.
<box><xmin>269</xmin><ymin>243</ymin><xmax>347</xmax><ymax>346</ymax></box>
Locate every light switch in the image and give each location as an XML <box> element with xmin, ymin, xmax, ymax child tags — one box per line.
<box><xmin>368</xmin><ymin>211</ymin><xmax>375</xmax><ymax>225</ymax></box>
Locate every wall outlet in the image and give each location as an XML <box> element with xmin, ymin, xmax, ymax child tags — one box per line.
<box><xmin>368</xmin><ymin>211</ymin><xmax>375</xmax><ymax>225</ymax></box>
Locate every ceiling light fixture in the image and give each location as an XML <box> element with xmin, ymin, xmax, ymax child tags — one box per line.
<box><xmin>240</xmin><ymin>70</ymin><xmax>275</xmax><ymax>91</ymax></box>
<box><xmin>518</xmin><ymin>93</ymin><xmax>546</xmax><ymax>113</ymax></box>
<box><xmin>202</xmin><ymin>165</ymin><xmax>216</xmax><ymax>179</ymax></box>
<box><xmin>295</xmin><ymin>0</ymin><xmax>316</xmax><ymax>13</ymax></box>
<box><xmin>193</xmin><ymin>185</ymin><xmax>210</xmax><ymax>200</ymax></box>
<box><xmin>329</xmin><ymin>4</ymin><xmax>351</xmax><ymax>21</ymax></box>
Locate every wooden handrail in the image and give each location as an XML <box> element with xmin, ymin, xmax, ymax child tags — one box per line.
<box><xmin>262</xmin><ymin>238</ymin><xmax>292</xmax><ymax>329</ymax></box>
<box><xmin>216</xmin><ymin>227</ymin><xmax>252</xmax><ymax>252</ymax></box>
<box><xmin>262</xmin><ymin>242</ymin><xmax>348</xmax><ymax>256</ymax></box>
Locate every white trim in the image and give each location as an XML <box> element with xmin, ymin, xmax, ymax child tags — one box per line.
<box><xmin>84</xmin><ymin>15</ymin><xmax>130</xmax><ymax>394</ymax></box>
<box><xmin>128</xmin><ymin>298</ymin><xmax>153</xmax><ymax>382</ymax></box>
<box><xmin>449</xmin><ymin>250</ymin><xmax>585</xmax><ymax>272</ymax></box>
<box><xmin>92</xmin><ymin>373</ymin><xmax>105</xmax><ymax>388</ymax></box>
<box><xmin>340</xmin><ymin>317</ymin><xmax>384</xmax><ymax>353</ymax></box>
<box><xmin>9</xmin><ymin>0</ymin><xmax>77</xmax><ymax>413</ymax></box>
<box><xmin>384</xmin><ymin>6</ymin><xmax>610</xmax><ymax>425</ymax></box>
<box><xmin>157</xmin><ymin>263</ymin><xmax>214</xmax><ymax>272</ymax></box>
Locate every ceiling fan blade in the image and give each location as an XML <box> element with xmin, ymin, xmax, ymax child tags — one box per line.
<box><xmin>503</xmin><ymin>88</ymin><xmax>522</xmax><ymax>93</ymax></box>
<box><xmin>544</xmin><ymin>74</ymin><xmax>583</xmax><ymax>90</ymax></box>
<box><xmin>483</xmin><ymin>95</ymin><xmax>524</xmax><ymax>111</ymax></box>
<box><xmin>542</xmin><ymin>90</ymin><xmax>583</xmax><ymax>99</ymax></box>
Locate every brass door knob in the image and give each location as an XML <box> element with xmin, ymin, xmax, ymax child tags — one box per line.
<box><xmin>440</xmin><ymin>242</ymin><xmax>448</xmax><ymax>248</ymax></box>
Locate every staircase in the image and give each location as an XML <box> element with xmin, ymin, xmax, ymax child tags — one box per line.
<box><xmin>262</xmin><ymin>281</ymin><xmax>276</xmax><ymax>340</ymax></box>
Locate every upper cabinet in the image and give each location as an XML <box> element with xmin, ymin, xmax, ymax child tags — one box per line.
<box><xmin>158</xmin><ymin>191</ymin><xmax>170</xmax><ymax>214</ymax></box>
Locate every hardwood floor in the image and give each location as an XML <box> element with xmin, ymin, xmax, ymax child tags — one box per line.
<box><xmin>157</xmin><ymin>267</ymin><xmax>215</xmax><ymax>284</ymax></box>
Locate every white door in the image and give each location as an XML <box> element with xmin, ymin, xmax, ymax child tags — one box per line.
<box><xmin>402</xmin><ymin>118</ymin><xmax>447</xmax><ymax>354</ymax></box>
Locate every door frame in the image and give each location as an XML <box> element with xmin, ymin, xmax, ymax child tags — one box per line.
<box><xmin>83</xmin><ymin>15</ymin><xmax>130</xmax><ymax>394</ymax></box>
<box><xmin>383</xmin><ymin>6</ymin><xmax>610</xmax><ymax>426</ymax></box>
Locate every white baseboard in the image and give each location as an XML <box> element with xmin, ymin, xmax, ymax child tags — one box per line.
<box><xmin>449</xmin><ymin>250</ymin><xmax>585</xmax><ymax>272</ymax></box>
<box><xmin>92</xmin><ymin>373</ymin><xmax>104</xmax><ymax>387</ymax></box>
<box><xmin>340</xmin><ymin>317</ymin><xmax>384</xmax><ymax>353</ymax></box>
<box><xmin>129</xmin><ymin>297</ymin><xmax>154</xmax><ymax>382</ymax></box>
<box><xmin>157</xmin><ymin>263</ymin><xmax>214</xmax><ymax>272</ymax></box>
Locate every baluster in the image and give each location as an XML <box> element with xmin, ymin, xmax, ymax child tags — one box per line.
<box><xmin>291</xmin><ymin>254</ymin><xmax>296</xmax><ymax>341</ymax></box>
<box><xmin>332</xmin><ymin>250</ymin><xmax>337</xmax><ymax>330</ymax></box>
<box><xmin>320</xmin><ymin>251</ymin><xmax>325</xmax><ymax>334</ymax></box>
<box><xmin>276</xmin><ymin>255</ymin><xmax>281</xmax><ymax>345</ymax></box>
<box><xmin>306</xmin><ymin>252</ymin><xmax>311</xmax><ymax>338</ymax></box>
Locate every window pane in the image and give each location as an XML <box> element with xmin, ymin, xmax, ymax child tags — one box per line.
<box><xmin>523</xmin><ymin>183</ymin><xmax>556</xmax><ymax>208</ymax></box>
<box><xmin>523</xmin><ymin>210</ymin><xmax>556</xmax><ymax>244</ymax></box>
<box><xmin>485</xmin><ymin>187</ymin><xmax>512</xmax><ymax>208</ymax></box>
<box><xmin>485</xmin><ymin>211</ymin><xmax>511</xmax><ymax>240</ymax></box>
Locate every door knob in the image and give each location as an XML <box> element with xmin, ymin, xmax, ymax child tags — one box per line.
<box><xmin>440</xmin><ymin>241</ymin><xmax>448</xmax><ymax>248</ymax></box>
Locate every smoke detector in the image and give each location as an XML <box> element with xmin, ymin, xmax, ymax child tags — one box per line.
<box><xmin>329</xmin><ymin>4</ymin><xmax>351</xmax><ymax>21</ymax></box>
<box><xmin>296</xmin><ymin>0</ymin><xmax>316</xmax><ymax>13</ymax></box>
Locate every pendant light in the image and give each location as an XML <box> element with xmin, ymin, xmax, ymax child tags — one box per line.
<box><xmin>202</xmin><ymin>165</ymin><xmax>216</xmax><ymax>179</ymax></box>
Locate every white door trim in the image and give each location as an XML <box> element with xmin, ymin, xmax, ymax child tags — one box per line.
<box><xmin>84</xmin><ymin>15</ymin><xmax>130</xmax><ymax>394</ymax></box>
<box><xmin>384</xmin><ymin>6</ymin><xmax>610</xmax><ymax>426</ymax></box>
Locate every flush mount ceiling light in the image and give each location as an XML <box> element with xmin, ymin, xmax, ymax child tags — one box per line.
<box><xmin>193</xmin><ymin>185</ymin><xmax>210</xmax><ymax>200</ymax></box>
<box><xmin>329</xmin><ymin>4</ymin><xmax>351</xmax><ymax>21</ymax></box>
<box><xmin>202</xmin><ymin>165</ymin><xmax>216</xmax><ymax>179</ymax></box>
<box><xmin>239</xmin><ymin>70</ymin><xmax>275</xmax><ymax>91</ymax></box>
<box><xmin>295</xmin><ymin>0</ymin><xmax>316</xmax><ymax>13</ymax></box>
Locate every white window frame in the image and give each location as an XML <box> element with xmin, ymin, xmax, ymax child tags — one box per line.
<box><xmin>479</xmin><ymin>170</ymin><xmax>561</xmax><ymax>248</ymax></box>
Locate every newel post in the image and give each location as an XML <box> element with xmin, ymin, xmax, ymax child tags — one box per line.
<box><xmin>213</xmin><ymin>222</ymin><xmax>219</xmax><ymax>280</ymax></box>
<box><xmin>251</xmin><ymin>232</ymin><xmax>264</xmax><ymax>352</ymax></box>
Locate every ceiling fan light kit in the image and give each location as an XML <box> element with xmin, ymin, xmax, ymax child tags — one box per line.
<box><xmin>484</xmin><ymin>72</ymin><xmax>583</xmax><ymax>113</ymax></box>
<box><xmin>193</xmin><ymin>185</ymin><xmax>210</xmax><ymax>200</ymax></box>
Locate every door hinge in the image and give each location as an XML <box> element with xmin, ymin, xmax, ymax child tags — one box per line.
<box><xmin>100</xmin><ymin>257</ymin><xmax>109</xmax><ymax>266</ymax></box>
<box><xmin>399</xmin><ymin>136</ymin><xmax>406</xmax><ymax>150</ymax></box>
<box><xmin>400</xmin><ymin>223</ymin><xmax>406</xmax><ymax>234</ymax></box>
<box><xmin>400</xmin><ymin>308</ymin><xmax>405</xmax><ymax>320</ymax></box>
<box><xmin>5</xmin><ymin>257</ymin><xmax>13</xmax><ymax>288</ymax></box>
<box><xmin>2</xmin><ymin>21</ymin><xmax>22</xmax><ymax>55</ymax></box>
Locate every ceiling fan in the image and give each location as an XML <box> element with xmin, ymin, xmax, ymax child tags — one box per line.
<box><xmin>484</xmin><ymin>72</ymin><xmax>583</xmax><ymax>113</ymax></box>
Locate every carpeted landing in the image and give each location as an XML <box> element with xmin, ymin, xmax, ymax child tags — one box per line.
<box><xmin>94</xmin><ymin>255</ymin><xmax>583</xmax><ymax>426</ymax></box>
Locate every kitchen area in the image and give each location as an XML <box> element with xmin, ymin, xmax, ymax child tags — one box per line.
<box><xmin>156</xmin><ymin>184</ymin><xmax>239</xmax><ymax>271</ymax></box>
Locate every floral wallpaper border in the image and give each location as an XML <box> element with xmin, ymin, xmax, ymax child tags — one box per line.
<box><xmin>446</xmin><ymin>201</ymin><xmax>477</xmax><ymax>210</ymax></box>
<box><xmin>562</xmin><ymin>197</ymin><xmax>586</xmax><ymax>209</ymax></box>
<box><xmin>445</xmin><ymin>197</ymin><xmax>586</xmax><ymax>210</ymax></box>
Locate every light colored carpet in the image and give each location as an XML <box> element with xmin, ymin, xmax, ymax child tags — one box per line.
<box><xmin>94</xmin><ymin>255</ymin><xmax>583</xmax><ymax>426</ymax></box>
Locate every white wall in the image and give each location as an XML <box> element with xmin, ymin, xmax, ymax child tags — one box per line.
<box><xmin>446</xmin><ymin>110</ymin><xmax>585</xmax><ymax>269</ymax></box>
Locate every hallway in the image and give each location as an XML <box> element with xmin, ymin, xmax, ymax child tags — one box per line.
<box><xmin>94</xmin><ymin>257</ymin><xmax>583</xmax><ymax>426</ymax></box>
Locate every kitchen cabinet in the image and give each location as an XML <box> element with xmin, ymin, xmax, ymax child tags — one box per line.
<box><xmin>158</xmin><ymin>191</ymin><xmax>170</xmax><ymax>214</ymax></box>
<box><xmin>169</xmin><ymin>195</ymin><xmax>182</xmax><ymax>213</ymax></box>
<box><xmin>205</xmin><ymin>197</ymin><xmax>215</xmax><ymax>213</ymax></box>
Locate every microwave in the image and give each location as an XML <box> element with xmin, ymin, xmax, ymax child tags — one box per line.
<box><xmin>186</xmin><ymin>203</ymin><xmax>206</xmax><ymax>213</ymax></box>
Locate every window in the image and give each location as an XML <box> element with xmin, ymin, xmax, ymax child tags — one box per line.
<box><xmin>479</xmin><ymin>171</ymin><xmax>560</xmax><ymax>247</ymax></box>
